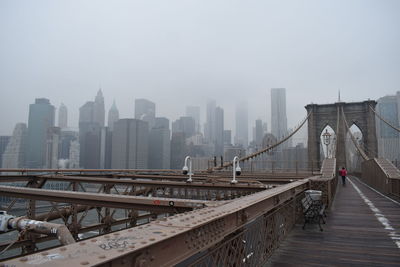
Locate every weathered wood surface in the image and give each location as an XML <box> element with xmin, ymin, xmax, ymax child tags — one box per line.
<box><xmin>267</xmin><ymin>176</ymin><xmax>400</xmax><ymax>266</ymax></box>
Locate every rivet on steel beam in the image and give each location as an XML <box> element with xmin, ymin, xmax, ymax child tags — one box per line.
<box><xmin>20</xmin><ymin>257</ymin><xmax>28</xmax><ymax>262</ymax></box>
<box><xmin>79</xmin><ymin>242</ymin><xmax>86</xmax><ymax>246</ymax></box>
<box><xmin>149</xmin><ymin>238</ymin><xmax>155</xmax><ymax>241</ymax></box>
<box><xmin>118</xmin><ymin>249</ymin><xmax>124</xmax><ymax>253</ymax></box>
<box><xmin>80</xmin><ymin>261</ymin><xmax>89</xmax><ymax>265</ymax></box>
<box><xmin>98</xmin><ymin>255</ymin><xmax>106</xmax><ymax>259</ymax></box>
<box><xmin>129</xmin><ymin>245</ymin><xmax>135</xmax><ymax>249</ymax></box>
<box><xmin>114</xmin><ymin>232</ymin><xmax>120</xmax><ymax>236</ymax></box>
<box><xmin>91</xmin><ymin>239</ymin><xmax>97</xmax><ymax>242</ymax></box>
<box><xmin>41</xmin><ymin>252</ymin><xmax>49</xmax><ymax>256</ymax></box>
<box><xmin>60</xmin><ymin>247</ymin><xmax>67</xmax><ymax>251</ymax></box>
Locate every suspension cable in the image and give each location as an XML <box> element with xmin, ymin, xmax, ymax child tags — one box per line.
<box><xmin>212</xmin><ymin>111</ymin><xmax>312</xmax><ymax>171</ymax></box>
<box><xmin>331</xmin><ymin>105</ymin><xmax>340</xmax><ymax>158</ymax></box>
<box><xmin>341</xmin><ymin>107</ymin><xmax>369</xmax><ymax>161</ymax></box>
<box><xmin>369</xmin><ymin>105</ymin><xmax>400</xmax><ymax>133</ymax></box>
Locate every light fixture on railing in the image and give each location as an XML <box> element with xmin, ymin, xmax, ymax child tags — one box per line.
<box><xmin>182</xmin><ymin>156</ymin><xmax>193</xmax><ymax>183</ymax></box>
<box><xmin>231</xmin><ymin>156</ymin><xmax>241</xmax><ymax>184</ymax></box>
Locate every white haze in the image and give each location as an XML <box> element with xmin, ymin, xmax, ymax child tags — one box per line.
<box><xmin>0</xmin><ymin>0</ymin><xmax>399</xmax><ymax>135</ymax></box>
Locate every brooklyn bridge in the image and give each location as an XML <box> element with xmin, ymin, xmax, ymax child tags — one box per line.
<box><xmin>1</xmin><ymin>100</ymin><xmax>399</xmax><ymax>266</ymax></box>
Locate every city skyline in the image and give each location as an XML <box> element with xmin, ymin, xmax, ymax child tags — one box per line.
<box><xmin>1</xmin><ymin>1</ymin><xmax>399</xmax><ymax>135</ymax></box>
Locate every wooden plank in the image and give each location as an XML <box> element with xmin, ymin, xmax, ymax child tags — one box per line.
<box><xmin>267</xmin><ymin>176</ymin><xmax>400</xmax><ymax>266</ymax></box>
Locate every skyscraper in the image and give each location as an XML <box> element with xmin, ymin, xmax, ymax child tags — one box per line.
<box><xmin>149</xmin><ymin>117</ymin><xmax>171</xmax><ymax>169</ymax></box>
<box><xmin>235</xmin><ymin>101</ymin><xmax>248</xmax><ymax>148</ymax></box>
<box><xmin>215</xmin><ymin>106</ymin><xmax>224</xmax><ymax>156</ymax></box>
<box><xmin>172</xmin><ymin>117</ymin><xmax>196</xmax><ymax>138</ymax></box>
<box><xmin>26</xmin><ymin>98</ymin><xmax>55</xmax><ymax>168</ymax></box>
<box><xmin>2</xmin><ymin>123</ymin><xmax>27</xmax><ymax>169</ymax></box>
<box><xmin>376</xmin><ymin>94</ymin><xmax>400</xmax><ymax>161</ymax></box>
<box><xmin>255</xmin><ymin>119</ymin><xmax>263</xmax><ymax>146</ymax></box>
<box><xmin>204</xmin><ymin>100</ymin><xmax>216</xmax><ymax>143</ymax></box>
<box><xmin>45</xmin><ymin>127</ymin><xmax>61</xmax><ymax>169</ymax></box>
<box><xmin>58</xmin><ymin>103</ymin><xmax>68</xmax><ymax>129</ymax></box>
<box><xmin>135</xmin><ymin>99</ymin><xmax>155</xmax><ymax>129</ymax></box>
<box><xmin>111</xmin><ymin>119</ymin><xmax>149</xmax><ymax>169</ymax></box>
<box><xmin>186</xmin><ymin>106</ymin><xmax>201</xmax><ymax>133</ymax></box>
<box><xmin>79</xmin><ymin>101</ymin><xmax>101</xmax><ymax>169</ymax></box>
<box><xmin>0</xmin><ymin>136</ymin><xmax>11</xmax><ymax>168</ymax></box>
<box><xmin>271</xmin><ymin>88</ymin><xmax>287</xmax><ymax>140</ymax></box>
<box><xmin>107</xmin><ymin>100</ymin><xmax>119</xmax><ymax>131</ymax></box>
<box><xmin>170</xmin><ymin>132</ymin><xmax>186</xmax><ymax>169</ymax></box>
<box><xmin>223</xmin><ymin>130</ymin><xmax>232</xmax><ymax>145</ymax></box>
<box><xmin>94</xmin><ymin>89</ymin><xmax>105</xmax><ymax>127</ymax></box>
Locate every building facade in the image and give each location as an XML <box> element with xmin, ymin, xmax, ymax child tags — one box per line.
<box><xmin>112</xmin><ymin>119</ymin><xmax>149</xmax><ymax>169</ymax></box>
<box><xmin>26</xmin><ymin>98</ymin><xmax>55</xmax><ymax>168</ymax></box>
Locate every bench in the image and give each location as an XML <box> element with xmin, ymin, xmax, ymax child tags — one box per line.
<box><xmin>301</xmin><ymin>193</ymin><xmax>326</xmax><ymax>231</ymax></box>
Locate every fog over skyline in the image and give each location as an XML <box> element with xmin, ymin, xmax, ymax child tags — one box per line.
<box><xmin>1</xmin><ymin>0</ymin><xmax>399</xmax><ymax>135</ymax></box>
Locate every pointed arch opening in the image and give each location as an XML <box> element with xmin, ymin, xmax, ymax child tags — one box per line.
<box><xmin>345</xmin><ymin>124</ymin><xmax>363</xmax><ymax>172</ymax></box>
<box><xmin>319</xmin><ymin>125</ymin><xmax>336</xmax><ymax>159</ymax></box>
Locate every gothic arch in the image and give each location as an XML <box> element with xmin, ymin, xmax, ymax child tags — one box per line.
<box><xmin>305</xmin><ymin>100</ymin><xmax>377</xmax><ymax>169</ymax></box>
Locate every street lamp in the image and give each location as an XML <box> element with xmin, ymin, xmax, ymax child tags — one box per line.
<box><xmin>231</xmin><ymin>156</ymin><xmax>241</xmax><ymax>184</ymax></box>
<box><xmin>182</xmin><ymin>156</ymin><xmax>193</xmax><ymax>183</ymax></box>
<box><xmin>322</xmin><ymin>129</ymin><xmax>332</xmax><ymax>158</ymax></box>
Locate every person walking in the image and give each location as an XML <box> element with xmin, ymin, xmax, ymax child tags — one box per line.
<box><xmin>339</xmin><ymin>167</ymin><xmax>347</xmax><ymax>186</ymax></box>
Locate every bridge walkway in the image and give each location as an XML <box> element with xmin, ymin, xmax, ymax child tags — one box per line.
<box><xmin>267</xmin><ymin>176</ymin><xmax>400</xmax><ymax>266</ymax></box>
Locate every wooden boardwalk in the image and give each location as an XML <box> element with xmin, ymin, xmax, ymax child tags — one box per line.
<box><xmin>267</xmin><ymin>176</ymin><xmax>400</xmax><ymax>266</ymax></box>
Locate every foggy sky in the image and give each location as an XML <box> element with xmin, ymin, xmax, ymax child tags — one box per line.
<box><xmin>1</xmin><ymin>0</ymin><xmax>399</xmax><ymax>136</ymax></box>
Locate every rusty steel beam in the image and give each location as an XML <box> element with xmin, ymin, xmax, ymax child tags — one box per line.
<box><xmin>2</xmin><ymin>179</ymin><xmax>309</xmax><ymax>267</ymax></box>
<box><xmin>32</xmin><ymin>175</ymin><xmax>266</xmax><ymax>191</ymax></box>
<box><xmin>0</xmin><ymin>213</ymin><xmax>157</xmax><ymax>254</ymax></box>
<box><xmin>0</xmin><ymin>186</ymin><xmax>209</xmax><ymax>213</ymax></box>
<box><xmin>0</xmin><ymin>168</ymin><xmax>181</xmax><ymax>173</ymax></box>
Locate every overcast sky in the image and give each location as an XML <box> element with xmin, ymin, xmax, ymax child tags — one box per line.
<box><xmin>0</xmin><ymin>0</ymin><xmax>399</xmax><ymax>136</ymax></box>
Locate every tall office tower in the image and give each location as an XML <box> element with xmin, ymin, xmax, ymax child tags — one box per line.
<box><xmin>107</xmin><ymin>100</ymin><xmax>119</xmax><ymax>131</ymax></box>
<box><xmin>271</xmin><ymin>88</ymin><xmax>287</xmax><ymax>140</ymax></box>
<box><xmin>172</xmin><ymin>117</ymin><xmax>196</xmax><ymax>138</ymax></box>
<box><xmin>223</xmin><ymin>130</ymin><xmax>232</xmax><ymax>145</ymax></box>
<box><xmin>214</xmin><ymin>107</ymin><xmax>224</xmax><ymax>156</ymax></box>
<box><xmin>0</xmin><ymin>136</ymin><xmax>11</xmax><ymax>168</ymax></box>
<box><xmin>255</xmin><ymin>119</ymin><xmax>263</xmax><ymax>146</ymax></box>
<box><xmin>170</xmin><ymin>132</ymin><xmax>187</xmax><ymax>169</ymax></box>
<box><xmin>186</xmin><ymin>106</ymin><xmax>201</xmax><ymax>133</ymax></box>
<box><xmin>79</xmin><ymin>101</ymin><xmax>101</xmax><ymax>169</ymax></box>
<box><xmin>149</xmin><ymin>117</ymin><xmax>171</xmax><ymax>169</ymax></box>
<box><xmin>235</xmin><ymin>101</ymin><xmax>248</xmax><ymax>148</ymax></box>
<box><xmin>45</xmin><ymin>127</ymin><xmax>61</xmax><ymax>169</ymax></box>
<box><xmin>376</xmin><ymin>95</ymin><xmax>400</xmax><ymax>161</ymax></box>
<box><xmin>99</xmin><ymin>127</ymin><xmax>112</xmax><ymax>169</ymax></box>
<box><xmin>58</xmin><ymin>103</ymin><xmax>68</xmax><ymax>129</ymax></box>
<box><xmin>94</xmin><ymin>89</ymin><xmax>105</xmax><ymax>127</ymax></box>
<box><xmin>26</xmin><ymin>98</ymin><xmax>55</xmax><ymax>168</ymax></box>
<box><xmin>59</xmin><ymin>130</ymin><xmax>78</xmax><ymax>160</ymax></box>
<box><xmin>135</xmin><ymin>98</ymin><xmax>156</xmax><ymax>129</ymax></box>
<box><xmin>2</xmin><ymin>123</ymin><xmax>27</xmax><ymax>169</ymax></box>
<box><xmin>69</xmin><ymin>140</ymin><xmax>80</xmax><ymax>168</ymax></box>
<box><xmin>111</xmin><ymin>119</ymin><xmax>149</xmax><ymax>169</ymax></box>
<box><xmin>204</xmin><ymin>100</ymin><xmax>216</xmax><ymax>143</ymax></box>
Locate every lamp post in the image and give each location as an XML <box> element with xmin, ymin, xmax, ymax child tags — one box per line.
<box><xmin>322</xmin><ymin>129</ymin><xmax>332</xmax><ymax>158</ymax></box>
<box><xmin>182</xmin><ymin>156</ymin><xmax>193</xmax><ymax>183</ymax></box>
<box><xmin>231</xmin><ymin>156</ymin><xmax>241</xmax><ymax>184</ymax></box>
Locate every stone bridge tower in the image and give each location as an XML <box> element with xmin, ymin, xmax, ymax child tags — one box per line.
<box><xmin>305</xmin><ymin>100</ymin><xmax>378</xmax><ymax>169</ymax></box>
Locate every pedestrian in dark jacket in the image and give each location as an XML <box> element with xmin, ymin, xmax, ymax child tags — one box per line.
<box><xmin>339</xmin><ymin>167</ymin><xmax>347</xmax><ymax>185</ymax></box>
